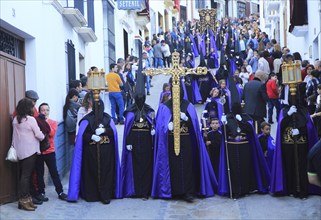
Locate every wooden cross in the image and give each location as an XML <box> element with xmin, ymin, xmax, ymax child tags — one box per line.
<box><xmin>145</xmin><ymin>51</ymin><xmax>207</xmax><ymax>156</ymax></box>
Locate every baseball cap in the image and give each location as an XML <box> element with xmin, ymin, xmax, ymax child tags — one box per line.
<box><xmin>25</xmin><ymin>90</ymin><xmax>39</xmax><ymax>101</ymax></box>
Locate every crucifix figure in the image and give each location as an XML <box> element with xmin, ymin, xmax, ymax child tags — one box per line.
<box><xmin>145</xmin><ymin>51</ymin><xmax>207</xmax><ymax>156</ymax></box>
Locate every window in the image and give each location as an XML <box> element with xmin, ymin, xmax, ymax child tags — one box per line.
<box><xmin>66</xmin><ymin>40</ymin><xmax>76</xmax><ymax>83</ymax></box>
<box><xmin>195</xmin><ymin>0</ymin><xmax>205</xmax><ymax>9</ymax></box>
<box><xmin>74</xmin><ymin>0</ymin><xmax>84</xmax><ymax>14</ymax></box>
<box><xmin>107</xmin><ymin>1</ymin><xmax>115</xmax><ymax>64</ymax></box>
<box><xmin>237</xmin><ymin>1</ymin><xmax>246</xmax><ymax>18</ymax></box>
<box><xmin>0</xmin><ymin>29</ymin><xmax>24</xmax><ymax>60</ymax></box>
<box><xmin>87</xmin><ymin>0</ymin><xmax>95</xmax><ymax>31</ymax></box>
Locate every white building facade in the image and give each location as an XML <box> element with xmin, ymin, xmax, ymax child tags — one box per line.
<box><xmin>0</xmin><ymin>0</ymin><xmax>106</xmax><ymax>203</ymax></box>
<box><xmin>262</xmin><ymin>0</ymin><xmax>321</xmax><ymax>62</ymax></box>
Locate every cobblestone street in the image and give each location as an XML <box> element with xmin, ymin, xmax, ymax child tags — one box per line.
<box><xmin>1</xmin><ymin>75</ymin><xmax>320</xmax><ymax>220</ymax></box>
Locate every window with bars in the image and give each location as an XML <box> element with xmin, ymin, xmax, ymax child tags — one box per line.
<box><xmin>0</xmin><ymin>29</ymin><xmax>24</xmax><ymax>60</ymax></box>
<box><xmin>107</xmin><ymin>1</ymin><xmax>115</xmax><ymax>64</ymax></box>
<box><xmin>66</xmin><ymin>39</ymin><xmax>76</xmax><ymax>83</ymax></box>
<box><xmin>87</xmin><ymin>0</ymin><xmax>95</xmax><ymax>31</ymax></box>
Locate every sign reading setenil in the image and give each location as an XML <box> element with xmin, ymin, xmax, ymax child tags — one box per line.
<box><xmin>117</xmin><ymin>0</ymin><xmax>143</xmax><ymax>10</ymax></box>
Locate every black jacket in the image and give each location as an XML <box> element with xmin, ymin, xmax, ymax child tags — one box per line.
<box><xmin>243</xmin><ymin>78</ymin><xmax>269</xmax><ymax>118</ymax></box>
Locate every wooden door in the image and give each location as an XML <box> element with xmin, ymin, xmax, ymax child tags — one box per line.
<box><xmin>0</xmin><ymin>52</ymin><xmax>25</xmax><ymax>204</ymax></box>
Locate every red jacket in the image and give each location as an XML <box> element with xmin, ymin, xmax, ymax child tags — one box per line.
<box><xmin>42</xmin><ymin>119</ymin><xmax>58</xmax><ymax>154</ymax></box>
<box><xmin>266</xmin><ymin>79</ymin><xmax>279</xmax><ymax>99</ymax></box>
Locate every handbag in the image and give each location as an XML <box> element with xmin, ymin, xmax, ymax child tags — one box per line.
<box><xmin>6</xmin><ymin>145</ymin><xmax>18</xmax><ymax>162</ymax></box>
<box><xmin>40</xmin><ymin>136</ymin><xmax>50</xmax><ymax>152</ymax></box>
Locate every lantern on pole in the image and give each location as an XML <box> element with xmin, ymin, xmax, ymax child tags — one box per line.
<box><xmin>281</xmin><ymin>60</ymin><xmax>302</xmax><ymax>193</ymax></box>
<box><xmin>281</xmin><ymin>60</ymin><xmax>302</xmax><ymax>96</ymax></box>
<box><xmin>86</xmin><ymin>67</ymin><xmax>106</xmax><ymax>191</ymax></box>
<box><xmin>87</xmin><ymin>67</ymin><xmax>106</xmax><ymax>101</ymax></box>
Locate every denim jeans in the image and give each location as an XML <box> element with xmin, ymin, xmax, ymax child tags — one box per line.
<box><xmin>36</xmin><ymin>152</ymin><xmax>63</xmax><ymax>195</ymax></box>
<box><xmin>268</xmin><ymin>98</ymin><xmax>280</xmax><ymax>122</ymax></box>
<box><xmin>109</xmin><ymin>92</ymin><xmax>124</xmax><ymax>122</ymax></box>
<box><xmin>146</xmin><ymin>75</ymin><xmax>150</xmax><ymax>93</ymax></box>
<box><xmin>154</xmin><ymin>57</ymin><xmax>163</xmax><ymax>68</ymax></box>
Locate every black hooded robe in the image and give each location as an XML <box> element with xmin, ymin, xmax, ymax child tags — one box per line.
<box><xmin>80</xmin><ymin>101</ymin><xmax>116</xmax><ymax>202</ymax></box>
<box><xmin>122</xmin><ymin>94</ymin><xmax>155</xmax><ymax>197</ymax></box>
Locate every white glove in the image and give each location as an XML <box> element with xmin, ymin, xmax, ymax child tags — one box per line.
<box><xmin>126</xmin><ymin>145</ymin><xmax>133</xmax><ymax>151</ymax></box>
<box><xmin>151</xmin><ymin>129</ymin><xmax>155</xmax><ymax>136</ymax></box>
<box><xmin>180</xmin><ymin>112</ymin><xmax>189</xmax><ymax>121</ymax></box>
<box><xmin>235</xmin><ymin>114</ymin><xmax>242</xmax><ymax>121</ymax></box>
<box><xmin>168</xmin><ymin>122</ymin><xmax>174</xmax><ymax>131</ymax></box>
<box><xmin>292</xmin><ymin>128</ymin><xmax>300</xmax><ymax>136</ymax></box>
<box><xmin>95</xmin><ymin>127</ymin><xmax>105</xmax><ymax>136</ymax></box>
<box><xmin>221</xmin><ymin>115</ymin><xmax>227</xmax><ymax>125</ymax></box>
<box><xmin>91</xmin><ymin>134</ymin><xmax>101</xmax><ymax>142</ymax></box>
<box><xmin>287</xmin><ymin>105</ymin><xmax>297</xmax><ymax>116</ymax></box>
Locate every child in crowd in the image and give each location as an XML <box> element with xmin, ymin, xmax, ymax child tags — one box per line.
<box><xmin>243</xmin><ymin>59</ymin><xmax>253</xmax><ymax>75</ymax></box>
<box><xmin>35</xmin><ymin>103</ymin><xmax>68</xmax><ymax>202</ymax></box>
<box><xmin>258</xmin><ymin>121</ymin><xmax>275</xmax><ymax>171</ymax></box>
<box><xmin>76</xmin><ymin>92</ymin><xmax>93</xmax><ymax>135</ymax></box>
<box><xmin>204</xmin><ymin>118</ymin><xmax>222</xmax><ymax>180</ymax></box>
<box><xmin>239</xmin><ymin>66</ymin><xmax>250</xmax><ymax>85</ymax></box>
<box><xmin>218</xmin><ymin>79</ymin><xmax>231</xmax><ymax>113</ymax></box>
<box><xmin>159</xmin><ymin>83</ymin><xmax>171</xmax><ymax>103</ymax></box>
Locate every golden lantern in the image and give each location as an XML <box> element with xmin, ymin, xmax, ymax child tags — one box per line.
<box><xmin>87</xmin><ymin>67</ymin><xmax>106</xmax><ymax>101</ymax></box>
<box><xmin>281</xmin><ymin>60</ymin><xmax>302</xmax><ymax>96</ymax></box>
<box><xmin>86</xmin><ymin>67</ymin><xmax>106</xmax><ymax>190</ymax></box>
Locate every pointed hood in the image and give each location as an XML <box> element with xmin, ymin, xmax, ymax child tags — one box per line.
<box><xmin>124</xmin><ymin>40</ymin><xmax>154</xmax><ymax>121</ymax></box>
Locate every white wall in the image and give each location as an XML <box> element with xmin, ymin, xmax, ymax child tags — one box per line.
<box><xmin>262</xmin><ymin>0</ymin><xmax>321</xmax><ymax>62</ymax></box>
<box><xmin>286</xmin><ymin>0</ymin><xmax>321</xmax><ymax>62</ymax></box>
<box><xmin>86</xmin><ymin>0</ymin><xmax>105</xmax><ymax>71</ymax></box>
<box><xmin>0</xmin><ymin>0</ymin><xmax>102</xmax><ymax>122</ymax></box>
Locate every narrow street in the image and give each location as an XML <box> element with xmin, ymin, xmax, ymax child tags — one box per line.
<box><xmin>1</xmin><ymin>74</ymin><xmax>320</xmax><ymax>220</ymax></box>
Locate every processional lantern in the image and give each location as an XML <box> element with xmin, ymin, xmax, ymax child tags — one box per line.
<box><xmin>87</xmin><ymin>67</ymin><xmax>106</xmax><ymax>190</ymax></box>
<box><xmin>87</xmin><ymin>67</ymin><xmax>106</xmax><ymax>101</ymax></box>
<box><xmin>281</xmin><ymin>61</ymin><xmax>302</xmax><ymax>96</ymax></box>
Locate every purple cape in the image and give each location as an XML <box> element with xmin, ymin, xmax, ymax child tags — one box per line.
<box><xmin>67</xmin><ymin>120</ymin><xmax>122</xmax><ymax>201</ymax></box>
<box><xmin>218</xmin><ymin>120</ymin><xmax>271</xmax><ymax>196</ymax></box>
<box><xmin>236</xmin><ymin>83</ymin><xmax>243</xmax><ymax>103</ymax></box>
<box><xmin>192</xmin><ymin>79</ymin><xmax>202</xmax><ymax>103</ymax></box>
<box><xmin>189</xmin><ymin>33</ymin><xmax>199</xmax><ymax>57</ymax></box>
<box><xmin>121</xmin><ymin>111</ymin><xmax>153</xmax><ymax>197</ymax></box>
<box><xmin>151</xmin><ymin>103</ymin><xmax>218</xmax><ymax>198</ymax></box>
<box><xmin>209</xmin><ymin>29</ymin><xmax>219</xmax><ymax>59</ymax></box>
<box><xmin>270</xmin><ymin>110</ymin><xmax>321</xmax><ymax>195</ymax></box>
<box><xmin>258</xmin><ymin>134</ymin><xmax>276</xmax><ymax>172</ymax></box>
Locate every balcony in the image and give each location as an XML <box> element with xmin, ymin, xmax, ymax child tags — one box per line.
<box><xmin>134</xmin><ymin>14</ymin><xmax>150</xmax><ymax>27</ymax></box>
<box><xmin>62</xmin><ymin>8</ymin><xmax>87</xmax><ymax>27</ymax></box>
<box><xmin>76</xmin><ymin>27</ymin><xmax>97</xmax><ymax>42</ymax></box>
<box><xmin>290</xmin><ymin>25</ymin><xmax>308</xmax><ymax>37</ymax></box>
<box><xmin>134</xmin><ymin>0</ymin><xmax>150</xmax><ymax>27</ymax></box>
<box><xmin>267</xmin><ymin>1</ymin><xmax>280</xmax><ymax>11</ymax></box>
